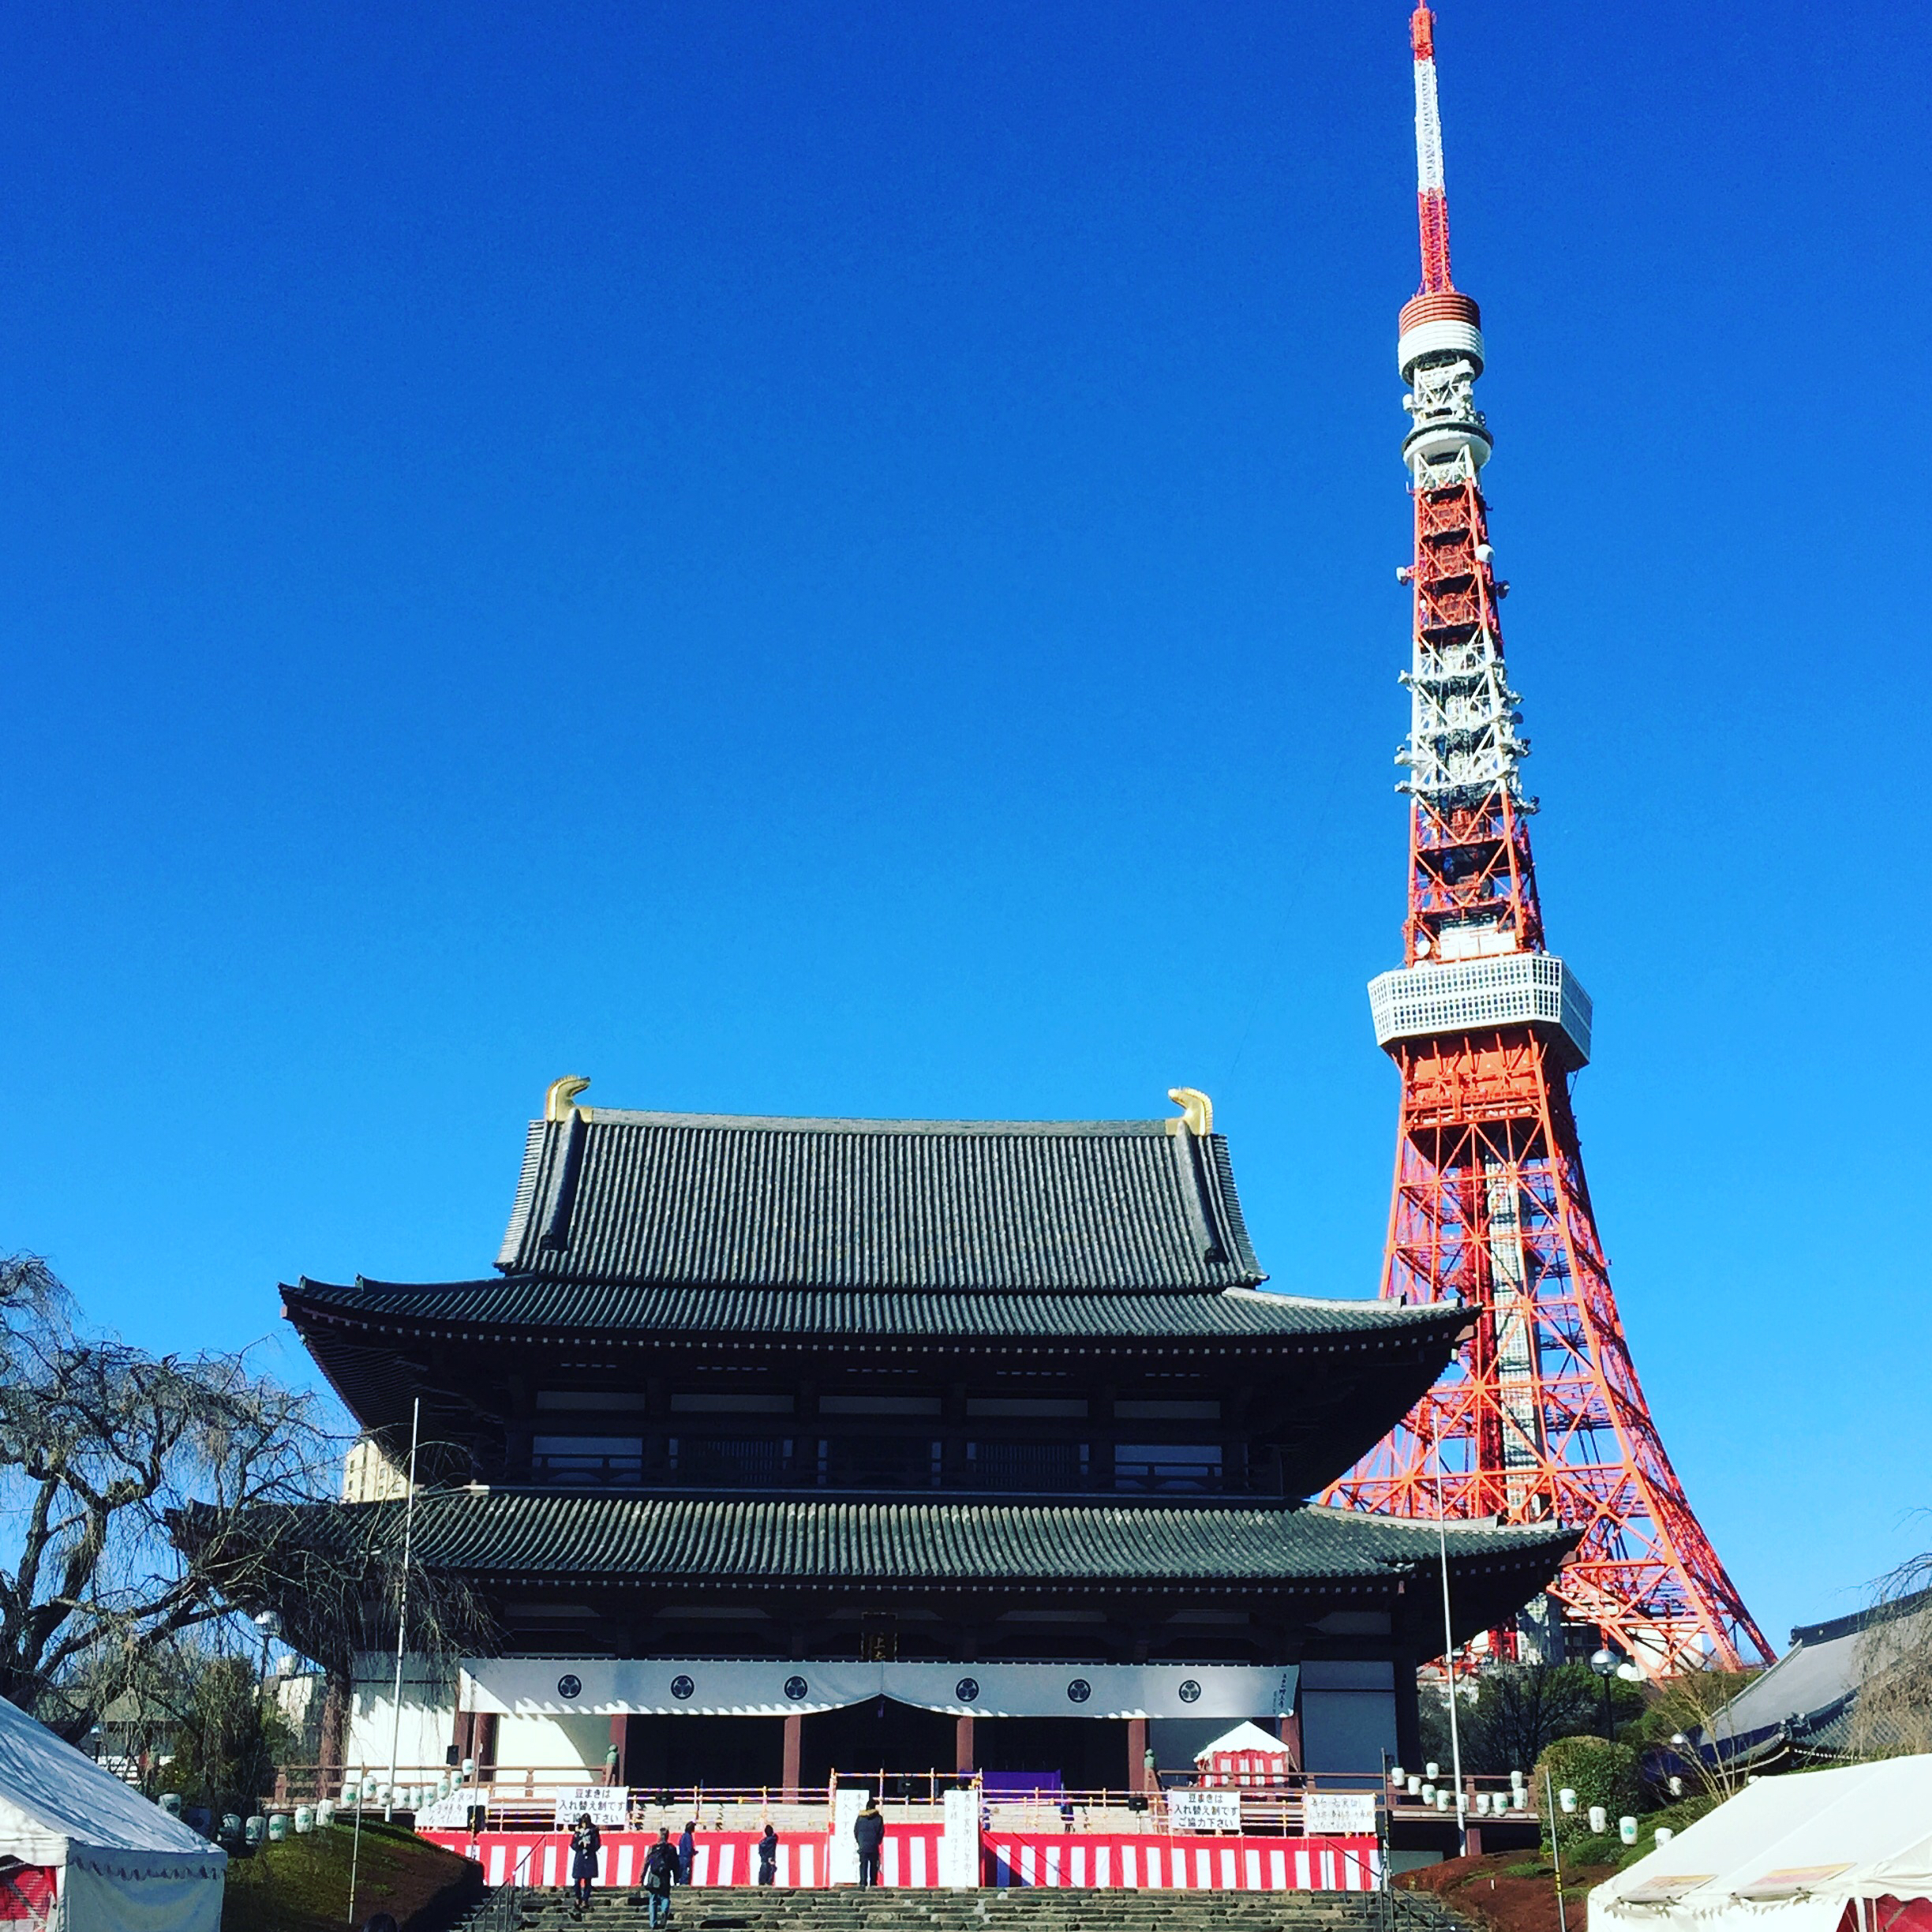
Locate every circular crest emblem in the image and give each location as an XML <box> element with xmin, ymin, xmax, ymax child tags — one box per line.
<box><xmin>669</xmin><ymin>1674</ymin><xmax>695</xmax><ymax>1702</ymax></box>
<box><xmin>1178</xmin><ymin>1678</ymin><xmax>1202</xmax><ymax>1704</ymax></box>
<box><xmin>1065</xmin><ymin>1678</ymin><xmax>1091</xmax><ymax>1705</ymax></box>
<box><xmin>955</xmin><ymin>1676</ymin><xmax>980</xmax><ymax>1703</ymax></box>
<box><xmin>556</xmin><ymin>1674</ymin><xmax>582</xmax><ymax>1701</ymax></box>
<box><xmin>784</xmin><ymin>1676</ymin><xmax>810</xmax><ymax>1702</ymax></box>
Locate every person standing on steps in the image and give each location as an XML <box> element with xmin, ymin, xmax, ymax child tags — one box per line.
<box><xmin>603</xmin><ymin>1737</ymin><xmax>621</xmax><ymax>1786</ymax></box>
<box><xmin>757</xmin><ymin>1824</ymin><xmax>779</xmax><ymax>1886</ymax></box>
<box><xmin>642</xmin><ymin>1827</ymin><xmax>678</xmax><ymax>1928</ymax></box>
<box><xmin>677</xmin><ymin>1819</ymin><xmax>696</xmax><ymax>1887</ymax></box>
<box><xmin>853</xmin><ymin>1797</ymin><xmax>885</xmax><ymax>1888</ymax></box>
<box><xmin>569</xmin><ymin>1812</ymin><xmax>601</xmax><ymax>1917</ymax></box>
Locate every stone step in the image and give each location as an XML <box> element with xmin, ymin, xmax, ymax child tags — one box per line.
<box><xmin>460</xmin><ymin>1893</ymin><xmax>1424</xmax><ymax>1932</ymax></box>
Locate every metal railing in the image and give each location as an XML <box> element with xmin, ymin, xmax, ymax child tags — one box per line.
<box><xmin>277</xmin><ymin>1762</ymin><xmax>1540</xmax><ymax>1826</ymax></box>
<box><xmin>468</xmin><ymin>1840</ymin><xmax>536</xmax><ymax>1930</ymax></box>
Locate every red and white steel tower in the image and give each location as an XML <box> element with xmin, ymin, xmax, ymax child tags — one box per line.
<box><xmin>1320</xmin><ymin>6</ymin><xmax>1773</xmax><ymax>1675</ymax></box>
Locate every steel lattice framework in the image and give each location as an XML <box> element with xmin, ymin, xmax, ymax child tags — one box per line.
<box><xmin>1320</xmin><ymin>6</ymin><xmax>1773</xmax><ymax>1676</ymax></box>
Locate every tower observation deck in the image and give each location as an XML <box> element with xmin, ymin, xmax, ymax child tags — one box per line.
<box><xmin>1320</xmin><ymin>6</ymin><xmax>1771</xmax><ymax>1674</ymax></box>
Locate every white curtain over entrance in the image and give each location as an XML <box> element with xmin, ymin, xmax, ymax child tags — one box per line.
<box><xmin>461</xmin><ymin>1657</ymin><xmax>1297</xmax><ymax>1720</ymax></box>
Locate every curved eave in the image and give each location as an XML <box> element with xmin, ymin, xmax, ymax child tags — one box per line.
<box><xmin>281</xmin><ymin>1278</ymin><xmax>1470</xmax><ymax>1355</ymax></box>
<box><xmin>180</xmin><ymin>1492</ymin><xmax>1574</xmax><ymax>1672</ymax></box>
<box><xmin>189</xmin><ymin>1491</ymin><xmax>1574</xmax><ymax>1593</ymax></box>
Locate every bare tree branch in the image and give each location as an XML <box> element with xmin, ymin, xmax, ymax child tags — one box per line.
<box><xmin>0</xmin><ymin>1253</ymin><xmax>338</xmax><ymax>1737</ymax></box>
<box><xmin>1847</xmin><ymin>1538</ymin><xmax>1932</xmax><ymax>1761</ymax></box>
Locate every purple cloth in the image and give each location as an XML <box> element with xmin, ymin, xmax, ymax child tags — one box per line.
<box><xmin>981</xmin><ymin>1772</ymin><xmax>1064</xmax><ymax>1800</ymax></box>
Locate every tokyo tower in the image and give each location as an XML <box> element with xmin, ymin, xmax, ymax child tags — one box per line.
<box><xmin>1320</xmin><ymin>6</ymin><xmax>1772</xmax><ymax>1674</ymax></box>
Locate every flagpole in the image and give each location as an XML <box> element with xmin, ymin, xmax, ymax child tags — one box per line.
<box><xmin>384</xmin><ymin>1398</ymin><xmax>422</xmax><ymax>1824</ymax></box>
<box><xmin>1431</xmin><ymin>1409</ymin><xmax>1468</xmax><ymax>1857</ymax></box>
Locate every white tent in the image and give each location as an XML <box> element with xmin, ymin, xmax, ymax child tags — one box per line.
<box><xmin>1196</xmin><ymin>1721</ymin><xmax>1290</xmax><ymax>1761</ymax></box>
<box><xmin>1593</xmin><ymin>1756</ymin><xmax>1932</xmax><ymax>1932</ymax></box>
<box><xmin>0</xmin><ymin>1694</ymin><xmax>226</xmax><ymax>1932</ymax></box>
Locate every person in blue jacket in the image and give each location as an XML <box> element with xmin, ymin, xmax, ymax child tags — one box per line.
<box><xmin>853</xmin><ymin>1799</ymin><xmax>886</xmax><ymax>1887</ymax></box>
<box><xmin>568</xmin><ymin>1814</ymin><xmax>601</xmax><ymax>1917</ymax></box>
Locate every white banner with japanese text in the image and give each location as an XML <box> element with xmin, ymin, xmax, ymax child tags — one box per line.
<box><xmin>1165</xmin><ymin>1789</ymin><xmax>1242</xmax><ymax>1832</ymax></box>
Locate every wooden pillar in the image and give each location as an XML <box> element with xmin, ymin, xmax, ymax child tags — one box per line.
<box><xmin>1277</xmin><ymin>1711</ymin><xmax>1304</xmax><ymax>1769</ymax></box>
<box><xmin>955</xmin><ymin>1714</ymin><xmax>975</xmax><ymax>1774</ymax></box>
<box><xmin>1127</xmin><ymin>1716</ymin><xmax>1149</xmax><ymax>1793</ymax></box>
<box><xmin>782</xmin><ymin>1713</ymin><xmax>803</xmax><ymax>1800</ymax></box>
<box><xmin>608</xmin><ymin>1714</ymin><xmax>627</xmax><ymax>1784</ymax></box>
<box><xmin>319</xmin><ymin>1672</ymin><xmax>350</xmax><ymax>1795</ymax></box>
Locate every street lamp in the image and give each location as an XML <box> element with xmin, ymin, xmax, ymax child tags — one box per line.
<box><xmin>253</xmin><ymin>1612</ymin><xmax>280</xmax><ymax>1695</ymax></box>
<box><xmin>1589</xmin><ymin>1647</ymin><xmax>1616</xmax><ymax>1741</ymax></box>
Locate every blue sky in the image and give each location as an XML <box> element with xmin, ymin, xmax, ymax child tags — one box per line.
<box><xmin>0</xmin><ymin>0</ymin><xmax>1920</xmax><ymax>1651</ymax></box>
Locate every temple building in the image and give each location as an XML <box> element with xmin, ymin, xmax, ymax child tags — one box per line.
<box><xmin>227</xmin><ymin>1080</ymin><xmax>1573</xmax><ymax>1795</ymax></box>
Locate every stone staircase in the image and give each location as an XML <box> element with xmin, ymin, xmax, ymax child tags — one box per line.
<box><xmin>457</xmin><ymin>1883</ymin><xmax>1478</xmax><ymax>1932</ymax></box>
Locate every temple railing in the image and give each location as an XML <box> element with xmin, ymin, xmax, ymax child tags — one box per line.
<box><xmin>268</xmin><ymin>1764</ymin><xmax>1538</xmax><ymax>1829</ymax></box>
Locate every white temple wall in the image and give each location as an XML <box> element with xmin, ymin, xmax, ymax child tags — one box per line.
<box><xmin>495</xmin><ymin>1713</ymin><xmax>608</xmax><ymax>1773</ymax></box>
<box><xmin>346</xmin><ymin>1652</ymin><xmax>456</xmax><ymax>1778</ymax></box>
<box><xmin>342</xmin><ymin>1666</ymin><xmax>606</xmax><ymax>1777</ymax></box>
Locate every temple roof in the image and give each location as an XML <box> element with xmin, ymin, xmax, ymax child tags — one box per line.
<box><xmin>202</xmin><ymin>1489</ymin><xmax>1576</xmax><ymax>1657</ymax></box>
<box><xmin>492</xmin><ymin>1109</ymin><xmax>1264</xmax><ymax>1292</ymax></box>
<box><xmin>285</xmin><ymin>1276</ymin><xmax>1461</xmax><ymax>1346</ymax></box>
<box><xmin>351</xmin><ymin>1489</ymin><xmax>1573</xmax><ymax>1586</ymax></box>
<box><xmin>280</xmin><ymin>1099</ymin><xmax>1472</xmax><ymax>1487</ymax></box>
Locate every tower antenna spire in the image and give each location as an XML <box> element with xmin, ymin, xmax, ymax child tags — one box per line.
<box><xmin>1323</xmin><ymin>4</ymin><xmax>1773</xmax><ymax>1678</ymax></box>
<box><xmin>1410</xmin><ymin>5</ymin><xmax>1453</xmax><ymax>293</ymax></box>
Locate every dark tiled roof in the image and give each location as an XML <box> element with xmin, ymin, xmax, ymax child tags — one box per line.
<box><xmin>239</xmin><ymin>1488</ymin><xmax>1575</xmax><ymax>1593</ymax></box>
<box><xmin>1789</xmin><ymin>1582</ymin><xmax>1932</xmax><ymax>1648</ymax></box>
<box><xmin>285</xmin><ymin>1276</ymin><xmax>1462</xmax><ymax>1348</ymax></box>
<box><xmin>1699</xmin><ymin>1587</ymin><xmax>1930</xmax><ymax>1768</ymax></box>
<box><xmin>492</xmin><ymin>1110</ymin><xmax>1263</xmax><ymax>1291</ymax></box>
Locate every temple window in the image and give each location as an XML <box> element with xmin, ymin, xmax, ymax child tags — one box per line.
<box><xmin>1113</xmin><ymin>1443</ymin><xmax>1222</xmax><ymax>1492</ymax></box>
<box><xmin>529</xmin><ymin>1434</ymin><xmax>643</xmax><ymax>1482</ymax></box>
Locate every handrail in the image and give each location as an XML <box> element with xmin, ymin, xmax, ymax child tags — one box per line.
<box><xmin>469</xmin><ymin>1839</ymin><xmax>535</xmax><ymax>1930</ymax></box>
<box><xmin>288</xmin><ymin>1762</ymin><xmax>1540</xmax><ymax>1823</ymax></box>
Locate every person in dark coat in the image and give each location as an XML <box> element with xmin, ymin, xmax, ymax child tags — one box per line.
<box><xmin>853</xmin><ymin>1799</ymin><xmax>885</xmax><ymax>1888</ymax></box>
<box><xmin>677</xmin><ymin>1821</ymin><xmax>696</xmax><ymax>1886</ymax></box>
<box><xmin>569</xmin><ymin>1814</ymin><xmax>601</xmax><ymax>1916</ymax></box>
<box><xmin>642</xmin><ymin>1827</ymin><xmax>679</xmax><ymax>1928</ymax></box>
<box><xmin>756</xmin><ymin>1825</ymin><xmax>779</xmax><ymax>1886</ymax></box>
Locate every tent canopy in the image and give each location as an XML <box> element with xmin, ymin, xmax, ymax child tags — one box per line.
<box><xmin>0</xmin><ymin>1694</ymin><xmax>225</xmax><ymax>1932</ymax></box>
<box><xmin>1593</xmin><ymin>1757</ymin><xmax>1932</xmax><ymax>1932</ymax></box>
<box><xmin>1196</xmin><ymin>1720</ymin><xmax>1290</xmax><ymax>1761</ymax></box>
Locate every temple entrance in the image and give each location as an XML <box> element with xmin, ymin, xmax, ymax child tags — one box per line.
<box><xmin>620</xmin><ymin>1705</ymin><xmax>1129</xmax><ymax>1793</ymax></box>
<box><xmin>624</xmin><ymin>1713</ymin><xmax>785</xmax><ymax>1791</ymax></box>
<box><xmin>975</xmin><ymin>1716</ymin><xmax>1127</xmax><ymax>1791</ymax></box>
<box><xmin>800</xmin><ymin>1700</ymin><xmax>957</xmax><ymax>1787</ymax></box>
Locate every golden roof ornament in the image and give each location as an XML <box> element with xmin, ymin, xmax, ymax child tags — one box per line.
<box><xmin>544</xmin><ymin>1075</ymin><xmax>591</xmax><ymax>1123</ymax></box>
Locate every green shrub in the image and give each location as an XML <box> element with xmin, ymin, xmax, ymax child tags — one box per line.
<box><xmin>1561</xmin><ymin>1831</ymin><xmax>1628</xmax><ymax>1867</ymax></box>
<box><xmin>155</xmin><ymin>1656</ymin><xmax>292</xmax><ymax>1820</ymax></box>
<box><xmin>1533</xmin><ymin>1734</ymin><xmax>1642</xmax><ymax>1857</ymax></box>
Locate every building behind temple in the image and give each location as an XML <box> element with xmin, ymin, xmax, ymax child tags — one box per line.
<box><xmin>221</xmin><ymin>1079</ymin><xmax>1574</xmax><ymax>1795</ymax></box>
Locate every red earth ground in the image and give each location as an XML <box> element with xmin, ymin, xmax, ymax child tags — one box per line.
<box><xmin>1399</xmin><ymin>1850</ymin><xmax>1621</xmax><ymax>1932</ymax></box>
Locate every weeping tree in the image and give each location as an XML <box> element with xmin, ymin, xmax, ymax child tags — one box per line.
<box><xmin>1848</xmin><ymin>1549</ymin><xmax>1932</xmax><ymax>1761</ymax></box>
<box><xmin>178</xmin><ymin>1486</ymin><xmax>496</xmax><ymax>1681</ymax></box>
<box><xmin>0</xmin><ymin>1253</ymin><xmax>335</xmax><ymax>1739</ymax></box>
